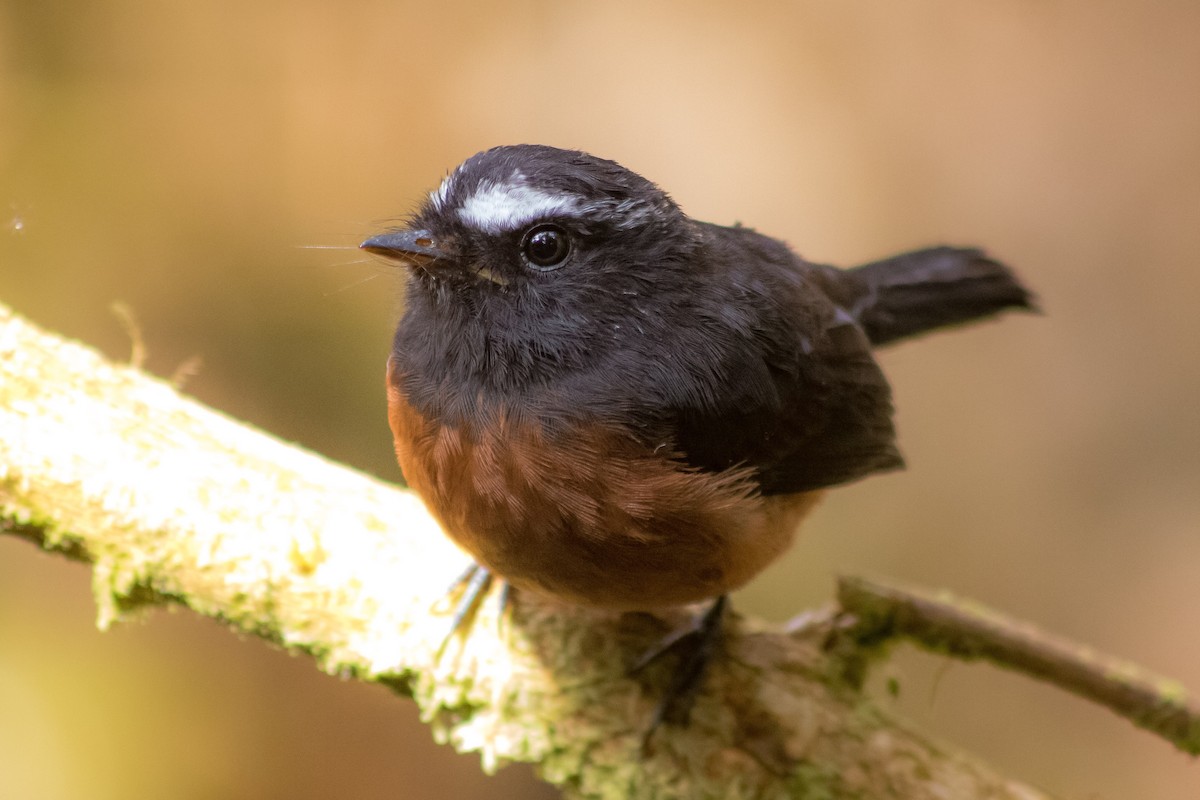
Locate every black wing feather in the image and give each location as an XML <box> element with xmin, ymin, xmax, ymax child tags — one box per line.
<box><xmin>670</xmin><ymin>224</ymin><xmax>903</xmax><ymax>495</ymax></box>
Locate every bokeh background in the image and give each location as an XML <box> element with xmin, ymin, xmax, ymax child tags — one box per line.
<box><xmin>2</xmin><ymin>2</ymin><xmax>1198</xmax><ymax>798</ymax></box>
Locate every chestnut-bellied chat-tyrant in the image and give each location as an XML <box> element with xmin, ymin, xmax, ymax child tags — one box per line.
<box><xmin>361</xmin><ymin>144</ymin><xmax>1033</xmax><ymax>725</ymax></box>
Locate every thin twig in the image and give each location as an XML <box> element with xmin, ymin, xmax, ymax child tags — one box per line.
<box><xmin>109</xmin><ymin>301</ymin><xmax>146</xmax><ymax>368</ymax></box>
<box><xmin>835</xmin><ymin>575</ymin><xmax>1200</xmax><ymax>756</ymax></box>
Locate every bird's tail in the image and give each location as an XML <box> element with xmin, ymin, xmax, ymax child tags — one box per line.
<box><xmin>841</xmin><ymin>247</ymin><xmax>1035</xmax><ymax>347</ymax></box>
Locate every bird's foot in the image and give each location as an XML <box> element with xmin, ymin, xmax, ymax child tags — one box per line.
<box><xmin>629</xmin><ymin>595</ymin><xmax>728</xmax><ymax>752</ymax></box>
<box><xmin>438</xmin><ymin>563</ymin><xmax>511</xmax><ymax>657</ymax></box>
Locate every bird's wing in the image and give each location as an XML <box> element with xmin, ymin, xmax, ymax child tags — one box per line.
<box><xmin>668</xmin><ymin>223</ymin><xmax>903</xmax><ymax>495</ymax></box>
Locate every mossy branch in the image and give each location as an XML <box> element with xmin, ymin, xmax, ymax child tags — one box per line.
<box><xmin>1</xmin><ymin>300</ymin><xmax>1181</xmax><ymax>798</ymax></box>
<box><xmin>833</xmin><ymin>575</ymin><xmax>1200</xmax><ymax>755</ymax></box>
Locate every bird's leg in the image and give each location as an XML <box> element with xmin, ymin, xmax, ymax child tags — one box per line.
<box><xmin>629</xmin><ymin>595</ymin><xmax>728</xmax><ymax>747</ymax></box>
<box><xmin>438</xmin><ymin>562</ymin><xmax>508</xmax><ymax>656</ymax></box>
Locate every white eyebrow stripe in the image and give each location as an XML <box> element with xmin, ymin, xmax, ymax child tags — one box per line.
<box><xmin>457</xmin><ymin>181</ymin><xmax>585</xmax><ymax>234</ymax></box>
<box><xmin>429</xmin><ymin>175</ymin><xmax>453</xmax><ymax>211</ymax></box>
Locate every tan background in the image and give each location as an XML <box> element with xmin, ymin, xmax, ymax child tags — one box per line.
<box><xmin>2</xmin><ymin>2</ymin><xmax>1198</xmax><ymax>798</ymax></box>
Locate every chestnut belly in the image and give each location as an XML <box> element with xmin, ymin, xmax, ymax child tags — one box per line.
<box><xmin>388</xmin><ymin>378</ymin><xmax>821</xmax><ymax>610</ymax></box>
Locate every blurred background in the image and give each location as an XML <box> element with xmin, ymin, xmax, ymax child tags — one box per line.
<box><xmin>1</xmin><ymin>2</ymin><xmax>1198</xmax><ymax>798</ymax></box>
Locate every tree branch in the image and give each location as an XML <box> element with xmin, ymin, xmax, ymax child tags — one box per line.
<box><xmin>0</xmin><ymin>298</ymin><xmax>1169</xmax><ymax>798</ymax></box>
<box><xmin>833</xmin><ymin>575</ymin><xmax>1200</xmax><ymax>756</ymax></box>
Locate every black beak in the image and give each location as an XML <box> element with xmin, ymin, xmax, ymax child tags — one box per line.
<box><xmin>359</xmin><ymin>230</ymin><xmax>445</xmax><ymax>266</ymax></box>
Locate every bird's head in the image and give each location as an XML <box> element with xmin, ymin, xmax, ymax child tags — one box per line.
<box><xmin>362</xmin><ymin>144</ymin><xmax>699</xmax><ymax>303</ymax></box>
<box><xmin>362</xmin><ymin>145</ymin><xmax>717</xmax><ymax>400</ymax></box>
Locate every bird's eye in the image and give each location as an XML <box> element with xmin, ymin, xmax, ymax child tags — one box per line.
<box><xmin>520</xmin><ymin>224</ymin><xmax>571</xmax><ymax>270</ymax></box>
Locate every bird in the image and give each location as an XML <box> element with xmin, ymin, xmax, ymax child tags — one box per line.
<box><xmin>361</xmin><ymin>144</ymin><xmax>1033</xmax><ymax>725</ymax></box>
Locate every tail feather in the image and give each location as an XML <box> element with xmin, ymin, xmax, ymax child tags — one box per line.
<box><xmin>842</xmin><ymin>247</ymin><xmax>1035</xmax><ymax>347</ymax></box>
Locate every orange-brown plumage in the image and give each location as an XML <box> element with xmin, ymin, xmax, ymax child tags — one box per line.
<box><xmin>388</xmin><ymin>358</ymin><xmax>822</xmax><ymax>609</ymax></box>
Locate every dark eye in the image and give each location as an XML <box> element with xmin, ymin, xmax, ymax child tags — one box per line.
<box><xmin>520</xmin><ymin>224</ymin><xmax>571</xmax><ymax>270</ymax></box>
